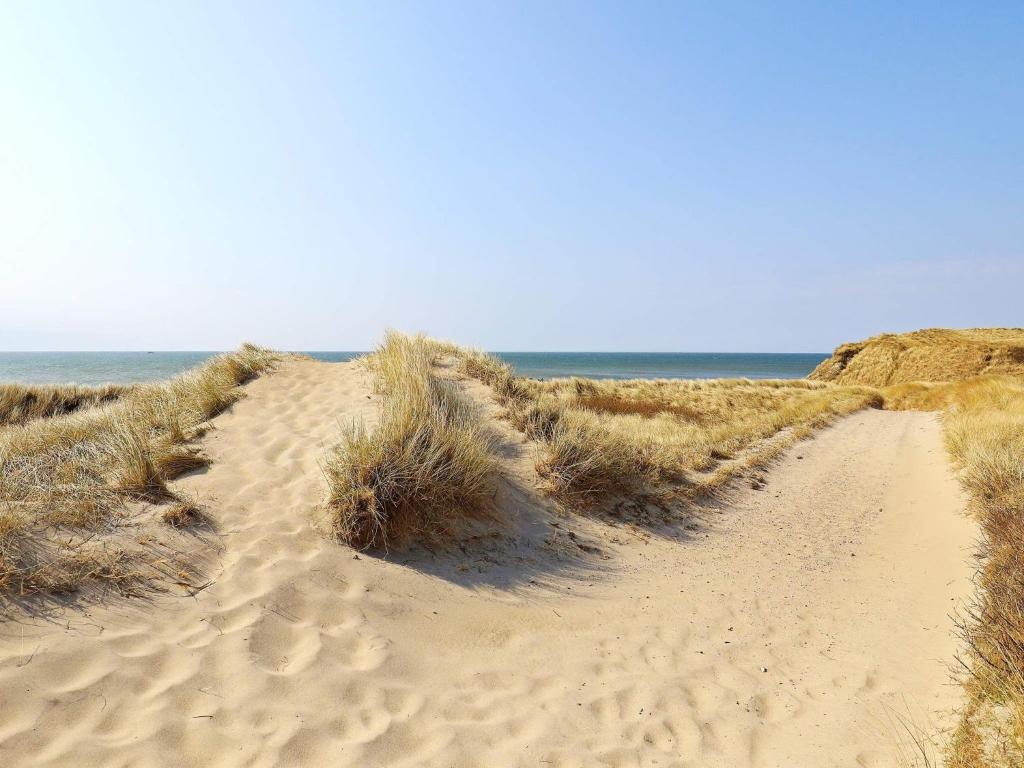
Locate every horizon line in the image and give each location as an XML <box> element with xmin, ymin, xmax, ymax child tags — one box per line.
<box><xmin>0</xmin><ymin>349</ymin><xmax>832</xmax><ymax>355</ymax></box>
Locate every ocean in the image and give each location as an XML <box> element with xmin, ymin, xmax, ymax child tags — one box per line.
<box><xmin>0</xmin><ymin>351</ymin><xmax>828</xmax><ymax>386</ymax></box>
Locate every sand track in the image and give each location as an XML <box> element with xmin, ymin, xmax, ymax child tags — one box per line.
<box><xmin>0</xmin><ymin>360</ymin><xmax>975</xmax><ymax>767</ymax></box>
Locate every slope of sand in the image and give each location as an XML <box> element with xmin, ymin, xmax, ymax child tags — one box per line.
<box><xmin>808</xmin><ymin>327</ymin><xmax>1024</xmax><ymax>385</ymax></box>
<box><xmin>0</xmin><ymin>360</ymin><xmax>975</xmax><ymax>767</ymax></box>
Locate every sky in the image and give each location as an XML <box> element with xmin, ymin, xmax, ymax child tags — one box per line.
<box><xmin>1</xmin><ymin>2</ymin><xmax>1021</xmax><ymax>352</ymax></box>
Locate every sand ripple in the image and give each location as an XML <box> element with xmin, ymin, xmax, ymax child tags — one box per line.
<box><xmin>0</xmin><ymin>362</ymin><xmax>974</xmax><ymax>767</ymax></box>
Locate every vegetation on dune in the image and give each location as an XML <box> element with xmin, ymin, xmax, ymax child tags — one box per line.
<box><xmin>810</xmin><ymin>328</ymin><xmax>1024</xmax><ymax>386</ymax></box>
<box><xmin>0</xmin><ymin>344</ymin><xmax>281</xmax><ymax>596</ymax></box>
<box><xmin>324</xmin><ymin>333</ymin><xmax>496</xmax><ymax>550</ymax></box>
<box><xmin>881</xmin><ymin>376</ymin><xmax>1024</xmax><ymax>768</ymax></box>
<box><xmin>0</xmin><ymin>383</ymin><xmax>132</xmax><ymax>427</ymax></box>
<box><xmin>944</xmin><ymin>380</ymin><xmax>1024</xmax><ymax>768</ymax></box>
<box><xmin>825</xmin><ymin>328</ymin><xmax>1024</xmax><ymax>767</ymax></box>
<box><xmin>536</xmin><ymin>376</ymin><xmax>882</xmax><ymax>491</ymax></box>
<box><xmin>456</xmin><ymin>349</ymin><xmax>665</xmax><ymax>499</ymax></box>
<box><xmin>10</xmin><ymin>325</ymin><xmax>1018</xmax><ymax>766</ymax></box>
<box><xmin>461</xmin><ymin>329</ymin><xmax>1024</xmax><ymax>765</ymax></box>
<box><xmin>457</xmin><ymin>349</ymin><xmax>882</xmax><ymax>500</ymax></box>
<box><xmin>880</xmin><ymin>375</ymin><xmax>1022</xmax><ymax>412</ymax></box>
<box><xmin>2</xmin><ymin>324</ymin><xmax>1013</xmax><ymax>765</ymax></box>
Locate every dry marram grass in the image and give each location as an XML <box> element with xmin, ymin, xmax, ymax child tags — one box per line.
<box><xmin>823</xmin><ymin>329</ymin><xmax>1024</xmax><ymax>767</ymax></box>
<box><xmin>457</xmin><ymin>348</ymin><xmax>882</xmax><ymax>499</ymax></box>
<box><xmin>0</xmin><ymin>344</ymin><xmax>281</xmax><ymax>596</ymax></box>
<box><xmin>324</xmin><ymin>333</ymin><xmax>496</xmax><ymax>550</ymax></box>
<box><xmin>811</xmin><ymin>328</ymin><xmax>1024</xmax><ymax>386</ymax></box>
<box><xmin>460</xmin><ymin>333</ymin><xmax>1024</xmax><ymax>766</ymax></box>
<box><xmin>0</xmin><ymin>383</ymin><xmax>132</xmax><ymax>427</ymax></box>
<box><xmin>886</xmin><ymin>377</ymin><xmax>1024</xmax><ymax>768</ymax></box>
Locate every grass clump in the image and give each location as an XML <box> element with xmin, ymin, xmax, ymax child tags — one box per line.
<box><xmin>901</xmin><ymin>377</ymin><xmax>1024</xmax><ymax>768</ymax></box>
<box><xmin>162</xmin><ymin>500</ymin><xmax>206</xmax><ymax>529</ymax></box>
<box><xmin>456</xmin><ymin>349</ymin><xmax>881</xmax><ymax>500</ymax></box>
<box><xmin>0</xmin><ymin>383</ymin><xmax>131</xmax><ymax>427</ymax></box>
<box><xmin>456</xmin><ymin>350</ymin><xmax>664</xmax><ymax>499</ymax></box>
<box><xmin>325</xmin><ymin>333</ymin><xmax>496</xmax><ymax>550</ymax></box>
<box><xmin>0</xmin><ymin>343</ymin><xmax>280</xmax><ymax>596</ymax></box>
<box><xmin>533</xmin><ymin>377</ymin><xmax>882</xmax><ymax>485</ymax></box>
<box><xmin>808</xmin><ymin>328</ymin><xmax>1024</xmax><ymax>765</ymax></box>
<box><xmin>455</xmin><ymin>335</ymin><xmax>1024</xmax><ymax>767</ymax></box>
<box><xmin>534</xmin><ymin>406</ymin><xmax>663</xmax><ymax>498</ymax></box>
<box><xmin>12</xmin><ymin>548</ymin><xmax>140</xmax><ymax>596</ymax></box>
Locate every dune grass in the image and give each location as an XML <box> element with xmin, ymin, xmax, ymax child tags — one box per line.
<box><xmin>0</xmin><ymin>344</ymin><xmax>280</xmax><ymax>596</ymax></box>
<box><xmin>0</xmin><ymin>383</ymin><xmax>132</xmax><ymax>427</ymax></box>
<box><xmin>824</xmin><ymin>330</ymin><xmax>1024</xmax><ymax>767</ymax></box>
<box><xmin>456</xmin><ymin>349</ymin><xmax>666</xmax><ymax>499</ymax></box>
<box><xmin>324</xmin><ymin>333</ymin><xmax>496</xmax><ymax>550</ymax></box>
<box><xmin>878</xmin><ymin>376</ymin><xmax>1024</xmax><ymax>768</ymax></box>
<box><xmin>461</xmin><ymin>336</ymin><xmax>1024</xmax><ymax>764</ymax></box>
<box><xmin>811</xmin><ymin>328</ymin><xmax>1024</xmax><ymax>386</ymax></box>
<box><xmin>457</xmin><ymin>348</ymin><xmax>882</xmax><ymax>500</ymax></box>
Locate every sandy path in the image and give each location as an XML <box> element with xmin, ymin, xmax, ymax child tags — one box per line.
<box><xmin>0</xmin><ymin>362</ymin><xmax>975</xmax><ymax>767</ymax></box>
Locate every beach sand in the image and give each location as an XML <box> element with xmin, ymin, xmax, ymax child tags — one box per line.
<box><xmin>0</xmin><ymin>359</ymin><xmax>975</xmax><ymax>767</ymax></box>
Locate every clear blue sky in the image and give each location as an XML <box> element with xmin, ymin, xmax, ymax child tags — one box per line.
<box><xmin>1</xmin><ymin>2</ymin><xmax>1020</xmax><ymax>352</ymax></box>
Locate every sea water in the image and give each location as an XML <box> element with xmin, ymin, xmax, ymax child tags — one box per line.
<box><xmin>0</xmin><ymin>351</ymin><xmax>827</xmax><ymax>385</ymax></box>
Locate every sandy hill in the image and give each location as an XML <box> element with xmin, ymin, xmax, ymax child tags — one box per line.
<box><xmin>0</xmin><ymin>350</ymin><xmax>975</xmax><ymax>767</ymax></box>
<box><xmin>808</xmin><ymin>327</ymin><xmax>1024</xmax><ymax>386</ymax></box>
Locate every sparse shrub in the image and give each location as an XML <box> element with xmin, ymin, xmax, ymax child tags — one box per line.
<box><xmin>20</xmin><ymin>549</ymin><xmax>139</xmax><ymax>596</ymax></box>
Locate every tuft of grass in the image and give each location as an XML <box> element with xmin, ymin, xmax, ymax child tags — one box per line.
<box><xmin>153</xmin><ymin>445</ymin><xmax>211</xmax><ymax>480</ymax></box>
<box><xmin>0</xmin><ymin>382</ymin><xmax>131</xmax><ymax>427</ymax></box>
<box><xmin>162</xmin><ymin>500</ymin><xmax>205</xmax><ymax>529</ymax></box>
<box><xmin>456</xmin><ymin>349</ymin><xmax>665</xmax><ymax>499</ymax></box>
<box><xmin>456</xmin><ymin>348</ymin><xmax>881</xmax><ymax>501</ymax></box>
<box><xmin>456</xmin><ymin>335</ymin><xmax>1024</xmax><ymax>766</ymax></box>
<box><xmin>576</xmin><ymin>392</ymin><xmax>705</xmax><ymax>421</ymax></box>
<box><xmin>0</xmin><ymin>343</ymin><xmax>281</xmax><ymax>596</ymax></box>
<box><xmin>913</xmin><ymin>376</ymin><xmax>1024</xmax><ymax>768</ymax></box>
<box><xmin>868</xmin><ymin>371</ymin><xmax>1024</xmax><ymax>767</ymax></box>
<box><xmin>457</xmin><ymin>349</ymin><xmax>530</xmax><ymax>404</ymax></box>
<box><xmin>104</xmin><ymin>415</ymin><xmax>173</xmax><ymax>501</ymax></box>
<box><xmin>324</xmin><ymin>333</ymin><xmax>496</xmax><ymax>550</ymax></box>
<box><xmin>535</xmin><ymin>407</ymin><xmax>663</xmax><ymax>499</ymax></box>
<box><xmin>18</xmin><ymin>548</ymin><xmax>139</xmax><ymax>596</ymax></box>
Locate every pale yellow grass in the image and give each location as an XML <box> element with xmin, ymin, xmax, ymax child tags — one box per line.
<box><xmin>824</xmin><ymin>327</ymin><xmax>1024</xmax><ymax>768</ymax></box>
<box><xmin>881</xmin><ymin>376</ymin><xmax>1024</xmax><ymax>768</ymax></box>
<box><xmin>0</xmin><ymin>383</ymin><xmax>132</xmax><ymax>427</ymax></box>
<box><xmin>457</xmin><ymin>348</ymin><xmax>882</xmax><ymax>500</ymax></box>
<box><xmin>811</xmin><ymin>328</ymin><xmax>1024</xmax><ymax>386</ymax></box>
<box><xmin>0</xmin><ymin>344</ymin><xmax>281</xmax><ymax>596</ymax></box>
<box><xmin>324</xmin><ymin>333</ymin><xmax>496</xmax><ymax>550</ymax></box>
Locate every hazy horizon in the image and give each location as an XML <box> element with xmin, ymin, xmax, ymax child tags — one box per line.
<box><xmin>2</xmin><ymin>3</ymin><xmax>1020</xmax><ymax>352</ymax></box>
<box><xmin>0</xmin><ymin>349</ymin><xmax>831</xmax><ymax>386</ymax></box>
<box><xmin>0</xmin><ymin>347</ymin><xmax>831</xmax><ymax>353</ymax></box>
<box><xmin>0</xmin><ymin>323</ymin><xmax>1018</xmax><ymax>354</ymax></box>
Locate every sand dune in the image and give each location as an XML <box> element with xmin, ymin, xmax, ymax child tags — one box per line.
<box><xmin>0</xmin><ymin>359</ymin><xmax>974</xmax><ymax>767</ymax></box>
